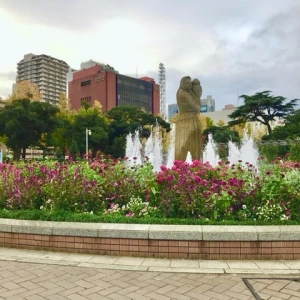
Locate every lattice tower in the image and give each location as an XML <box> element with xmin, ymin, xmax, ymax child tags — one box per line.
<box><xmin>158</xmin><ymin>63</ymin><xmax>166</xmax><ymax>119</ymax></box>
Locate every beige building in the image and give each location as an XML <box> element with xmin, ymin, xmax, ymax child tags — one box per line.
<box><xmin>202</xmin><ymin>104</ymin><xmax>236</xmax><ymax>124</ymax></box>
<box><xmin>16</xmin><ymin>53</ymin><xmax>69</xmax><ymax>105</ymax></box>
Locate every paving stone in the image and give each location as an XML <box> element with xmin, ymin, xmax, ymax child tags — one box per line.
<box><xmin>4</xmin><ymin>259</ymin><xmax>300</xmax><ymax>300</ymax></box>
<box><xmin>248</xmin><ymin>279</ymin><xmax>300</xmax><ymax>300</ymax></box>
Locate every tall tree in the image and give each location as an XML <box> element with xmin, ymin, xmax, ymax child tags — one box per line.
<box><xmin>263</xmin><ymin>109</ymin><xmax>300</xmax><ymax>141</ymax></box>
<box><xmin>93</xmin><ymin>100</ymin><xmax>103</xmax><ymax>113</ymax></box>
<box><xmin>228</xmin><ymin>91</ymin><xmax>298</xmax><ymax>135</ymax></box>
<box><xmin>51</xmin><ymin>110</ymin><xmax>74</xmax><ymax>158</ymax></box>
<box><xmin>58</xmin><ymin>92</ymin><xmax>70</xmax><ymax>112</ymax></box>
<box><xmin>106</xmin><ymin>105</ymin><xmax>171</xmax><ymax>157</ymax></box>
<box><xmin>71</xmin><ymin>107</ymin><xmax>110</xmax><ymax>158</ymax></box>
<box><xmin>0</xmin><ymin>99</ymin><xmax>59</xmax><ymax>160</ymax></box>
<box><xmin>8</xmin><ymin>81</ymin><xmax>42</xmax><ymax>102</ymax></box>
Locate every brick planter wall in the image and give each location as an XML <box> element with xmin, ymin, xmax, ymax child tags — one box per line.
<box><xmin>0</xmin><ymin>220</ymin><xmax>300</xmax><ymax>260</ymax></box>
<box><xmin>0</xmin><ymin>233</ymin><xmax>299</xmax><ymax>260</ymax></box>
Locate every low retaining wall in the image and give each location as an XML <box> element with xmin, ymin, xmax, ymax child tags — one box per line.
<box><xmin>0</xmin><ymin>219</ymin><xmax>300</xmax><ymax>260</ymax></box>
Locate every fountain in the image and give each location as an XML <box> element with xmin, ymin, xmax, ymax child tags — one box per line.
<box><xmin>202</xmin><ymin>134</ymin><xmax>220</xmax><ymax>167</ymax></box>
<box><xmin>185</xmin><ymin>151</ymin><xmax>193</xmax><ymax>164</ymax></box>
<box><xmin>144</xmin><ymin>125</ymin><xmax>163</xmax><ymax>173</ymax></box>
<box><xmin>125</xmin><ymin>128</ymin><xmax>260</xmax><ymax>171</ymax></box>
<box><xmin>125</xmin><ymin>131</ymin><xmax>142</xmax><ymax>167</ymax></box>
<box><xmin>227</xmin><ymin>132</ymin><xmax>260</xmax><ymax>169</ymax></box>
<box><xmin>125</xmin><ymin>76</ymin><xmax>259</xmax><ymax>171</ymax></box>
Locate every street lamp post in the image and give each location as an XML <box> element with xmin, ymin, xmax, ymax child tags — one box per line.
<box><xmin>86</xmin><ymin>128</ymin><xmax>91</xmax><ymax>162</ymax></box>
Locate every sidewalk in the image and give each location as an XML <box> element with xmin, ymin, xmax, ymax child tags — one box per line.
<box><xmin>0</xmin><ymin>247</ymin><xmax>299</xmax><ymax>275</ymax></box>
<box><xmin>1</xmin><ymin>248</ymin><xmax>300</xmax><ymax>299</ymax></box>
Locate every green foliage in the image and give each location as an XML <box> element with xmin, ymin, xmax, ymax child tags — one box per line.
<box><xmin>203</xmin><ymin>126</ymin><xmax>240</xmax><ymax>159</ymax></box>
<box><xmin>106</xmin><ymin>106</ymin><xmax>170</xmax><ymax>157</ymax></box>
<box><xmin>69</xmin><ymin>140</ymin><xmax>79</xmax><ymax>158</ymax></box>
<box><xmin>1</xmin><ymin>159</ymin><xmax>300</xmax><ymax>224</ymax></box>
<box><xmin>256</xmin><ymin>200</ymin><xmax>287</xmax><ymax>221</ymax></box>
<box><xmin>104</xmin><ymin>196</ymin><xmax>161</xmax><ymax>218</ymax></box>
<box><xmin>71</xmin><ymin>107</ymin><xmax>110</xmax><ymax>157</ymax></box>
<box><xmin>205</xmin><ymin>117</ymin><xmax>214</xmax><ymax>128</ymax></box>
<box><xmin>203</xmin><ymin>126</ymin><xmax>240</xmax><ymax>144</ymax></box>
<box><xmin>0</xmin><ymin>99</ymin><xmax>59</xmax><ymax>160</ymax></box>
<box><xmin>259</xmin><ymin>144</ymin><xmax>281</xmax><ymax>162</ymax></box>
<box><xmin>228</xmin><ymin>91</ymin><xmax>298</xmax><ymax>135</ymax></box>
<box><xmin>0</xmin><ymin>209</ymin><xmax>299</xmax><ymax>225</ymax></box>
<box><xmin>290</xmin><ymin>142</ymin><xmax>300</xmax><ymax>162</ymax></box>
<box><xmin>264</xmin><ymin>109</ymin><xmax>300</xmax><ymax>145</ymax></box>
<box><xmin>51</xmin><ymin>111</ymin><xmax>74</xmax><ymax>157</ymax></box>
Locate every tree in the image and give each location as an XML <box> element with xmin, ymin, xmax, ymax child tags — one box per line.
<box><xmin>203</xmin><ymin>126</ymin><xmax>240</xmax><ymax>144</ymax></box>
<box><xmin>106</xmin><ymin>105</ymin><xmax>171</xmax><ymax>157</ymax></box>
<box><xmin>93</xmin><ymin>100</ymin><xmax>103</xmax><ymax>113</ymax></box>
<box><xmin>228</xmin><ymin>91</ymin><xmax>298</xmax><ymax>135</ymax></box>
<box><xmin>216</xmin><ymin>120</ymin><xmax>225</xmax><ymax>127</ymax></box>
<box><xmin>51</xmin><ymin>110</ymin><xmax>74</xmax><ymax>158</ymax></box>
<box><xmin>8</xmin><ymin>81</ymin><xmax>42</xmax><ymax>102</ymax></box>
<box><xmin>69</xmin><ymin>140</ymin><xmax>79</xmax><ymax>159</ymax></box>
<box><xmin>263</xmin><ymin>109</ymin><xmax>300</xmax><ymax>141</ymax></box>
<box><xmin>71</xmin><ymin>107</ymin><xmax>110</xmax><ymax>158</ymax></box>
<box><xmin>58</xmin><ymin>92</ymin><xmax>70</xmax><ymax>112</ymax></box>
<box><xmin>205</xmin><ymin>117</ymin><xmax>214</xmax><ymax>128</ymax></box>
<box><xmin>0</xmin><ymin>99</ymin><xmax>59</xmax><ymax>160</ymax></box>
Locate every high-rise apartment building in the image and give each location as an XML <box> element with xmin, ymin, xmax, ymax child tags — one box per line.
<box><xmin>168</xmin><ymin>103</ymin><xmax>179</xmax><ymax>119</ymax></box>
<box><xmin>201</xmin><ymin>95</ymin><xmax>215</xmax><ymax>112</ymax></box>
<box><xmin>16</xmin><ymin>53</ymin><xmax>69</xmax><ymax>105</ymax></box>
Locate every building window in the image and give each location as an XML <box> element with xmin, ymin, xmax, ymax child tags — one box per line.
<box><xmin>81</xmin><ymin>80</ymin><xmax>91</xmax><ymax>87</ymax></box>
<box><xmin>116</xmin><ymin>74</ymin><xmax>153</xmax><ymax>113</ymax></box>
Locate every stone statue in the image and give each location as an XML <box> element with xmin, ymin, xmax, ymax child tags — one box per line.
<box><xmin>174</xmin><ymin>76</ymin><xmax>203</xmax><ymax>161</ymax></box>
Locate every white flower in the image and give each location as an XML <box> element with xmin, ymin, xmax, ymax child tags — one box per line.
<box><xmin>242</xmin><ymin>205</ymin><xmax>247</xmax><ymax>209</ymax></box>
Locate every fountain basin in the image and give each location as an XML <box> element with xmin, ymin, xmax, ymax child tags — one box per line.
<box><xmin>0</xmin><ymin>218</ymin><xmax>299</xmax><ymax>260</ymax></box>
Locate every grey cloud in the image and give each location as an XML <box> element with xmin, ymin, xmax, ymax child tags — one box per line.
<box><xmin>1</xmin><ymin>0</ymin><xmax>298</xmax><ymax>31</ymax></box>
<box><xmin>1</xmin><ymin>0</ymin><xmax>299</xmax><ymax>111</ymax></box>
<box><xmin>0</xmin><ymin>71</ymin><xmax>16</xmax><ymax>81</ymax></box>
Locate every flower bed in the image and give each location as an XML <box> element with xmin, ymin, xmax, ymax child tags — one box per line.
<box><xmin>0</xmin><ymin>158</ymin><xmax>300</xmax><ymax>223</ymax></box>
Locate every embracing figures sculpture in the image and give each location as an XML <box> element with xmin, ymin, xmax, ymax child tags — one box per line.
<box><xmin>174</xmin><ymin>76</ymin><xmax>203</xmax><ymax>161</ymax></box>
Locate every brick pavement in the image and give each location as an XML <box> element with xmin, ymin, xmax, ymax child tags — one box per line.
<box><xmin>1</xmin><ymin>253</ymin><xmax>300</xmax><ymax>299</ymax></box>
<box><xmin>0</xmin><ymin>260</ymin><xmax>255</xmax><ymax>299</ymax></box>
<box><xmin>245</xmin><ymin>278</ymin><xmax>300</xmax><ymax>300</ymax></box>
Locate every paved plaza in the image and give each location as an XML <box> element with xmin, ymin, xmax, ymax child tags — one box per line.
<box><xmin>1</xmin><ymin>248</ymin><xmax>300</xmax><ymax>299</ymax></box>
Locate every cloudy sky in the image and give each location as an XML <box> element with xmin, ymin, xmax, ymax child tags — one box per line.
<box><xmin>0</xmin><ymin>0</ymin><xmax>299</xmax><ymax>110</ymax></box>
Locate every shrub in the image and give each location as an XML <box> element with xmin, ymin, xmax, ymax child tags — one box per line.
<box><xmin>1</xmin><ymin>157</ymin><xmax>300</xmax><ymax>222</ymax></box>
